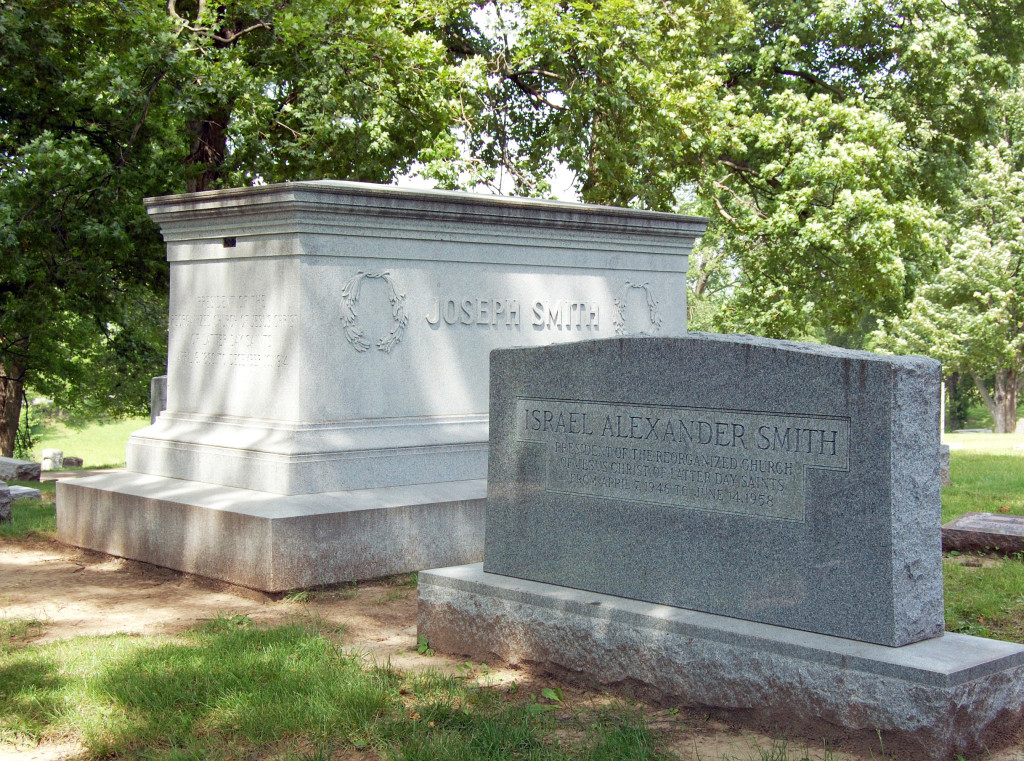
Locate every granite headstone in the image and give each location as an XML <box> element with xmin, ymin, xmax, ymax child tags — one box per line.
<box><xmin>0</xmin><ymin>457</ymin><xmax>40</xmax><ymax>482</ymax></box>
<box><xmin>483</xmin><ymin>333</ymin><xmax>943</xmax><ymax>647</ymax></box>
<box><xmin>419</xmin><ymin>334</ymin><xmax>1024</xmax><ymax>758</ymax></box>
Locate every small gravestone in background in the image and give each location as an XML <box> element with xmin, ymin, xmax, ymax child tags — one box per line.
<box><xmin>0</xmin><ymin>483</ymin><xmax>11</xmax><ymax>523</ymax></box>
<box><xmin>943</xmin><ymin>512</ymin><xmax>1024</xmax><ymax>554</ymax></box>
<box><xmin>9</xmin><ymin>485</ymin><xmax>41</xmax><ymax>503</ymax></box>
<box><xmin>41</xmin><ymin>449</ymin><xmax>63</xmax><ymax>471</ymax></box>
<box><xmin>0</xmin><ymin>457</ymin><xmax>40</xmax><ymax>482</ymax></box>
<box><xmin>939</xmin><ymin>443</ymin><xmax>951</xmax><ymax>486</ymax></box>
<box><xmin>62</xmin><ymin>456</ymin><xmax>84</xmax><ymax>468</ymax></box>
<box><xmin>150</xmin><ymin>375</ymin><xmax>167</xmax><ymax>424</ymax></box>
<box><xmin>419</xmin><ymin>334</ymin><xmax>1024</xmax><ymax>759</ymax></box>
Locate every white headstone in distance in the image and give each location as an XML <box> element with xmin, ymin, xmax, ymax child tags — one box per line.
<box><xmin>41</xmin><ymin>449</ymin><xmax>63</xmax><ymax>471</ymax></box>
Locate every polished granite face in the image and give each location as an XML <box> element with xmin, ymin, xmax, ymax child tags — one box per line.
<box><xmin>484</xmin><ymin>333</ymin><xmax>944</xmax><ymax>647</ymax></box>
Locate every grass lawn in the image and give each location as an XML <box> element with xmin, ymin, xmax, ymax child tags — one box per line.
<box><xmin>942</xmin><ymin>433</ymin><xmax>1024</xmax><ymax>523</ymax></box>
<box><xmin>0</xmin><ymin>615</ymin><xmax>665</xmax><ymax>761</ymax></box>
<box><xmin>26</xmin><ymin>416</ymin><xmax>149</xmax><ymax>469</ymax></box>
<box><xmin>0</xmin><ymin>480</ymin><xmax>56</xmax><ymax>540</ymax></box>
<box><xmin>940</xmin><ymin>434</ymin><xmax>1024</xmax><ymax>641</ymax></box>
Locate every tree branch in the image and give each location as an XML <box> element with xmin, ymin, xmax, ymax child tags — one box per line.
<box><xmin>166</xmin><ymin>1</ymin><xmax>271</xmax><ymax>43</ymax></box>
<box><xmin>713</xmin><ymin>194</ymin><xmax>736</xmax><ymax>223</ymax></box>
<box><xmin>718</xmin><ymin>155</ymin><xmax>782</xmax><ymax>189</ymax></box>
<box><xmin>213</xmin><ymin>22</ymin><xmax>272</xmax><ymax>44</ymax></box>
<box><xmin>774</xmin><ymin>66</ymin><xmax>847</xmax><ymax>100</ymax></box>
<box><xmin>117</xmin><ymin>69</ymin><xmax>168</xmax><ymax>167</ymax></box>
<box><xmin>502</xmin><ymin>70</ymin><xmax>565</xmax><ymax>111</ymax></box>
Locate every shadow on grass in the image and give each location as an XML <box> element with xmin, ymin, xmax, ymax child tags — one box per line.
<box><xmin>88</xmin><ymin>617</ymin><xmax>397</xmax><ymax>757</ymax></box>
<box><xmin>0</xmin><ymin>616</ymin><xmax>669</xmax><ymax>761</ymax></box>
<box><xmin>0</xmin><ymin>653</ymin><xmax>68</xmax><ymax>742</ymax></box>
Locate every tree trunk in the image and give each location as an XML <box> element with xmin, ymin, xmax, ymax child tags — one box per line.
<box><xmin>185</xmin><ymin>107</ymin><xmax>230</xmax><ymax>193</ymax></box>
<box><xmin>0</xmin><ymin>362</ymin><xmax>25</xmax><ymax>458</ymax></box>
<box><xmin>972</xmin><ymin>370</ymin><xmax>1018</xmax><ymax>434</ymax></box>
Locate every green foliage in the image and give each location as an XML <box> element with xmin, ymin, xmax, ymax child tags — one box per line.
<box><xmin>871</xmin><ymin>70</ymin><xmax>1024</xmax><ymax>427</ymax></box>
<box><xmin>695</xmin><ymin>0</ymin><xmax>1017</xmax><ymax>338</ymax></box>
<box><xmin>0</xmin><ymin>1</ymin><xmax>178</xmax><ymax>432</ymax></box>
<box><xmin>416</xmin><ymin>634</ymin><xmax>435</xmax><ymax>656</ymax></box>
<box><xmin>186</xmin><ymin>0</ymin><xmax>467</xmax><ymax>188</ymax></box>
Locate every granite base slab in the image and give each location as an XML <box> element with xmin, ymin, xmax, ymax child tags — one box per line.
<box><xmin>56</xmin><ymin>473</ymin><xmax>485</xmax><ymax>591</ymax></box>
<box><xmin>418</xmin><ymin>564</ymin><xmax>1024</xmax><ymax>760</ymax></box>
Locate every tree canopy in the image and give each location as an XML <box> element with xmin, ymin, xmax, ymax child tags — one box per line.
<box><xmin>440</xmin><ymin>0</ymin><xmax>1022</xmax><ymax>342</ymax></box>
<box><xmin>3</xmin><ymin>0</ymin><xmax>1023</xmax><ymax>453</ymax></box>
<box><xmin>872</xmin><ymin>70</ymin><xmax>1024</xmax><ymax>431</ymax></box>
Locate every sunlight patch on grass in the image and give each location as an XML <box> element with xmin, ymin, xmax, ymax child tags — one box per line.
<box><xmin>943</xmin><ymin>432</ymin><xmax>1024</xmax><ymax>455</ymax></box>
<box><xmin>28</xmin><ymin>416</ymin><xmax>148</xmax><ymax>469</ymax></box>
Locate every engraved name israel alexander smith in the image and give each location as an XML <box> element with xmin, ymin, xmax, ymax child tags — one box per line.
<box><xmin>514</xmin><ymin>399</ymin><xmax>850</xmax><ymax>522</ymax></box>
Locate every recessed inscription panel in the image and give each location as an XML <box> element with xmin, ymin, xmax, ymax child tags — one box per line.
<box><xmin>515</xmin><ymin>398</ymin><xmax>850</xmax><ymax>521</ymax></box>
<box><xmin>170</xmin><ymin>293</ymin><xmax>298</xmax><ymax>369</ymax></box>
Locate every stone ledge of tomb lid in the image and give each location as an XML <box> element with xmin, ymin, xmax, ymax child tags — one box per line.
<box><xmin>162</xmin><ymin>225</ymin><xmax>691</xmax><ymax>267</ymax></box>
<box><xmin>131</xmin><ymin>411</ymin><xmax>490</xmax><ymax>455</ymax></box>
<box><xmin>144</xmin><ymin>180</ymin><xmax>708</xmax><ymax>242</ymax></box>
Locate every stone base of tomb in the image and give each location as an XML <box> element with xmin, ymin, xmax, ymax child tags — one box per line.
<box><xmin>56</xmin><ymin>472</ymin><xmax>484</xmax><ymax>592</ymax></box>
<box><xmin>418</xmin><ymin>564</ymin><xmax>1024</xmax><ymax>760</ymax></box>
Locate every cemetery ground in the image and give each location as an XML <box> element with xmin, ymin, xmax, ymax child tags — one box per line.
<box><xmin>3</xmin><ymin>440</ymin><xmax>1024</xmax><ymax>760</ymax></box>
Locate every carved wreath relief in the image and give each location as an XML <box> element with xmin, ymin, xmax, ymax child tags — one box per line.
<box><xmin>340</xmin><ymin>271</ymin><xmax>408</xmax><ymax>353</ymax></box>
<box><xmin>613</xmin><ymin>281</ymin><xmax>662</xmax><ymax>335</ymax></box>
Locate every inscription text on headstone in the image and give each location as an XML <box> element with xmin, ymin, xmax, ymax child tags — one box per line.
<box><xmin>516</xmin><ymin>399</ymin><xmax>850</xmax><ymax>521</ymax></box>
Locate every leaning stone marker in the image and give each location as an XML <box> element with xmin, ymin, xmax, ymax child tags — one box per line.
<box><xmin>419</xmin><ymin>334</ymin><xmax>1024</xmax><ymax>758</ymax></box>
<box><xmin>57</xmin><ymin>181</ymin><xmax>704</xmax><ymax>591</ymax></box>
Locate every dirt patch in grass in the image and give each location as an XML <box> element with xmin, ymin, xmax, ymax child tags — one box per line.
<box><xmin>3</xmin><ymin>537</ymin><xmax>1024</xmax><ymax>761</ymax></box>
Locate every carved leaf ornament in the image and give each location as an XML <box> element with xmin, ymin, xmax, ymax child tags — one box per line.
<box><xmin>340</xmin><ymin>271</ymin><xmax>408</xmax><ymax>353</ymax></box>
<box><xmin>613</xmin><ymin>281</ymin><xmax>662</xmax><ymax>335</ymax></box>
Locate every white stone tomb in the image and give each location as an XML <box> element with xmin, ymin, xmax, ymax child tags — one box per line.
<box><xmin>56</xmin><ymin>181</ymin><xmax>705</xmax><ymax>591</ymax></box>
